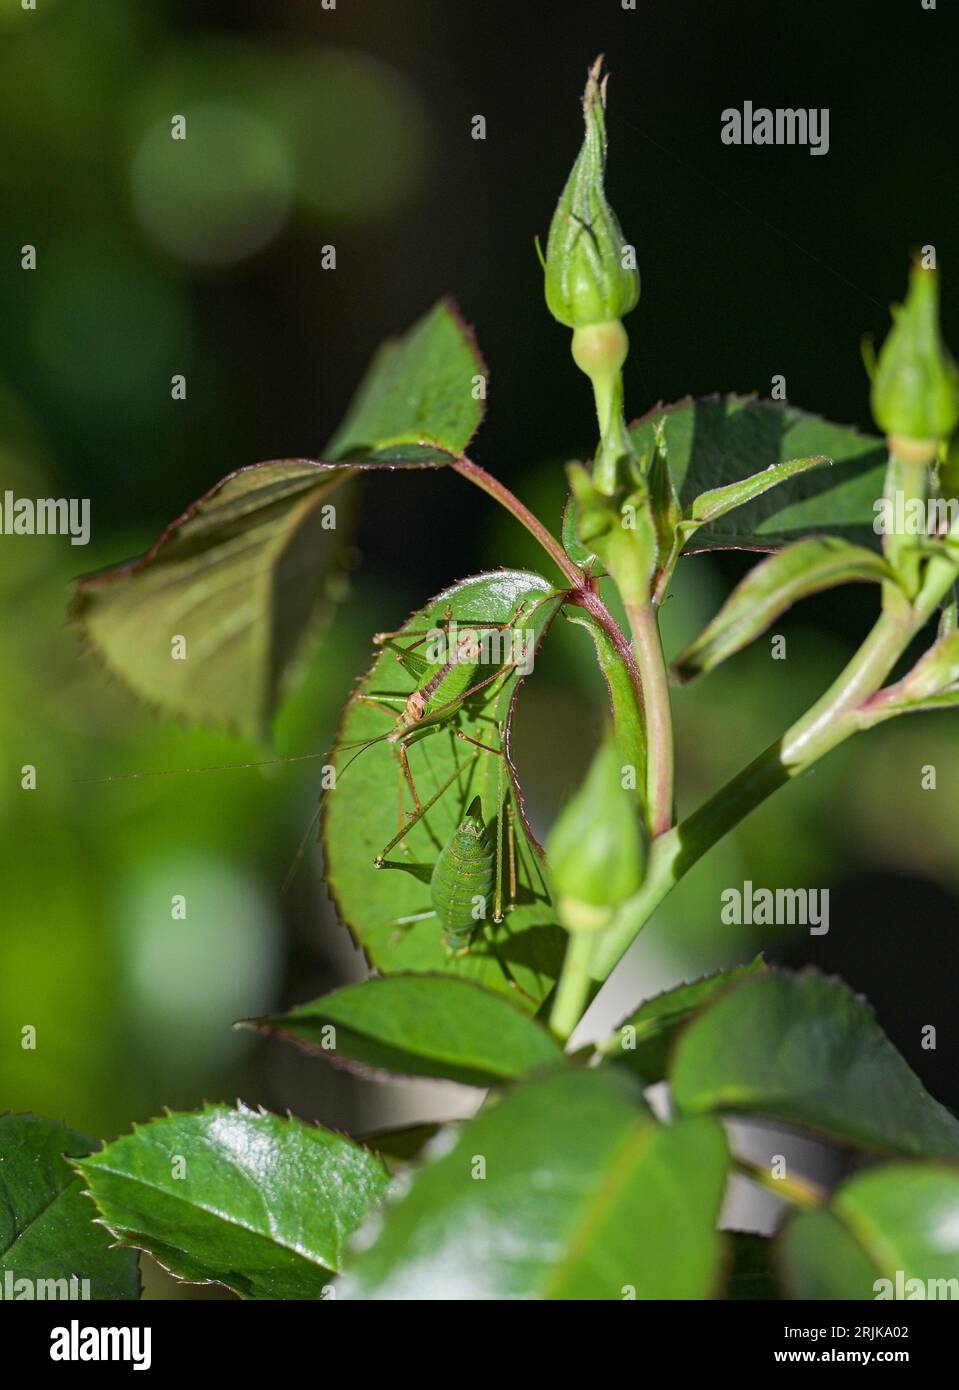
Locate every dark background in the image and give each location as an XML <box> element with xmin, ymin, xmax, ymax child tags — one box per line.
<box><xmin>1</xmin><ymin>0</ymin><xmax>957</xmax><ymax>1295</ymax></box>
<box><xmin>7</xmin><ymin>0</ymin><xmax>956</xmax><ymax>590</ymax></box>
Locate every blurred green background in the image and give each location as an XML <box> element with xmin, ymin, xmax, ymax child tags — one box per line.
<box><xmin>2</xmin><ymin>0</ymin><xmax>957</xmax><ymax>1295</ymax></box>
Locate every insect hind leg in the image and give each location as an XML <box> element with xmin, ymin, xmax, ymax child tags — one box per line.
<box><xmin>373</xmin><ymin>748</ymin><xmax>479</xmax><ymax>866</ymax></box>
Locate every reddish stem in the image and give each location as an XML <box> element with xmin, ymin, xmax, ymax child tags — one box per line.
<box><xmin>452</xmin><ymin>456</ymin><xmax>585</xmax><ymax>588</ymax></box>
<box><xmin>451</xmin><ymin>455</ymin><xmax>646</xmax><ymax>720</ymax></box>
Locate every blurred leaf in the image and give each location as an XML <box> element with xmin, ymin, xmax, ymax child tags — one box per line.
<box><xmin>0</xmin><ymin>1114</ymin><xmax>140</xmax><ymax>1301</ymax></box>
<box><xmin>781</xmin><ymin>1164</ymin><xmax>959</xmax><ymax>1299</ymax></box>
<box><xmin>327</xmin><ymin>298</ymin><xmax>486</xmax><ymax>463</ymax></box>
<box><xmin>71</xmin><ymin>300</ymin><xmax>486</xmax><ymax>738</ymax></box>
<box><xmin>631</xmin><ymin>397</ymin><xmax>886</xmax><ymax>551</ymax></box>
<box><xmin>359</xmin><ymin>1124</ymin><xmax>442</xmax><ymax>1170</ymax></box>
<box><xmin>673</xmin><ymin>538</ymin><xmax>889</xmax><ymax>683</ymax></box>
<box><xmin>74</xmin><ymin>1103</ymin><xmax>388</xmax><ymax>1299</ymax></box>
<box><xmin>339</xmin><ymin>1069</ymin><xmax>729</xmax><ymax>1300</ymax></box>
<box><xmin>324</xmin><ymin>571</ymin><xmax>566</xmax><ymax>1008</ymax></box>
<box><xmin>245</xmin><ymin>974</ymin><xmax>563</xmax><ymax>1087</ymax></box>
<box><xmin>777</xmin><ymin>1206</ymin><xmax>880</xmax><ymax>1300</ymax></box>
<box><xmin>725</xmin><ymin>1232</ymin><xmax>780</xmax><ymax>1300</ymax></box>
<box><xmin>73</xmin><ymin>461</ymin><xmax>352</xmax><ymax>741</ymax></box>
<box><xmin>671</xmin><ymin>969</ymin><xmax>959</xmax><ymax>1158</ymax></box>
<box><xmin>602</xmin><ymin>956</ymin><xmax>767</xmax><ymax>1082</ymax></box>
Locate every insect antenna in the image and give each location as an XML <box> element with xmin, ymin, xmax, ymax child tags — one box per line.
<box><xmin>280</xmin><ymin>729</ymin><xmax>398</xmax><ymax>891</ymax></box>
<box><xmin>73</xmin><ymin>751</ymin><xmax>333</xmax><ymax>785</ymax></box>
<box><xmin>332</xmin><ymin>728</ymin><xmax>394</xmax><ymax>765</ymax></box>
<box><xmin>281</xmin><ymin>799</ymin><xmax>326</xmax><ymax>895</ymax></box>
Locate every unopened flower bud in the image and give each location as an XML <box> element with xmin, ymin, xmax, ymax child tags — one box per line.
<box><xmin>543</xmin><ymin>56</ymin><xmax>639</xmax><ymax>332</ymax></box>
<box><xmin>546</xmin><ymin>728</ymin><xmax>646</xmax><ymax>933</ymax></box>
<box><xmin>871</xmin><ymin>262</ymin><xmax>959</xmax><ymax>449</ymax></box>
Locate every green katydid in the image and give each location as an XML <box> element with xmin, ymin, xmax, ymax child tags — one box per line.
<box><xmin>343</xmin><ymin>597</ymin><xmax>535</xmax><ymax>860</ymax></box>
<box><xmin>323</xmin><ymin>573</ymin><xmax>567</xmax><ymax>1001</ymax></box>
<box><xmin>328</xmin><ymin>594</ymin><xmax>556</xmax><ymax>929</ymax></box>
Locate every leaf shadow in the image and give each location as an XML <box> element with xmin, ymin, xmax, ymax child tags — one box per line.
<box><xmin>473</xmin><ymin>920</ymin><xmax>566</xmax><ymax>983</ymax></box>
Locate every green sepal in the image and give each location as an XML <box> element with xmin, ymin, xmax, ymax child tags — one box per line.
<box><xmin>860</xmin><ymin>629</ymin><xmax>959</xmax><ymax>725</ymax></box>
<box><xmin>647</xmin><ymin>419</ymin><xmax>683</xmax><ymax>597</ymax></box>
<box><xmin>566</xmin><ymin>460</ymin><xmax>657</xmax><ymax>605</ymax></box>
<box><xmin>895</xmin><ymin>629</ymin><xmax>959</xmax><ymax>696</ymax></box>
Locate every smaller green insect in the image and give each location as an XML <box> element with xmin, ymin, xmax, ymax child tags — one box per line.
<box><xmin>387</xmin><ymin>769</ymin><xmax>530</xmax><ymax>994</ymax></box>
<box><xmin>429</xmin><ymin>794</ymin><xmax>495</xmax><ymax>955</ymax></box>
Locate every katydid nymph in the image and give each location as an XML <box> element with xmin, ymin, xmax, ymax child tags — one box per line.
<box><xmin>429</xmin><ymin>795</ymin><xmax>497</xmax><ymax>953</ymax></box>
<box><xmin>391</xmin><ymin>789</ymin><xmax>513</xmax><ymax>955</ymax></box>
<box><xmin>388</xmin><ymin>779</ymin><xmax>535</xmax><ymax>998</ymax></box>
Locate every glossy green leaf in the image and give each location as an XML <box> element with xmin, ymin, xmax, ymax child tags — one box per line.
<box><xmin>0</xmin><ymin>1114</ymin><xmax>141</xmax><ymax>1301</ymax></box>
<box><xmin>602</xmin><ymin>956</ymin><xmax>767</xmax><ymax>1083</ymax></box>
<box><xmin>323</xmin><ymin>570</ymin><xmax>566</xmax><ymax>1008</ymax></box>
<box><xmin>327</xmin><ymin>298</ymin><xmax>486</xmax><ymax>462</ymax></box>
<box><xmin>671</xmin><ymin>969</ymin><xmax>959</xmax><ymax>1158</ymax></box>
<box><xmin>673</xmin><ymin>538</ymin><xmax>890</xmax><ymax>682</ymax></box>
<box><xmin>73</xmin><ymin>1103</ymin><xmax>389</xmax><ymax>1299</ymax></box>
<box><xmin>339</xmin><ymin>1069</ymin><xmax>730</xmax><ymax>1300</ymax></box>
<box><xmin>245</xmin><ymin>973</ymin><xmax>564</xmax><ymax>1087</ymax></box>
<box><xmin>630</xmin><ymin>396</ymin><xmax>886</xmax><ymax>551</ymax></box>
<box><xmin>781</xmin><ymin>1164</ymin><xmax>959</xmax><ymax>1300</ymax></box>
<box><xmin>72</xmin><ymin>300</ymin><xmax>486</xmax><ymax>739</ymax></box>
